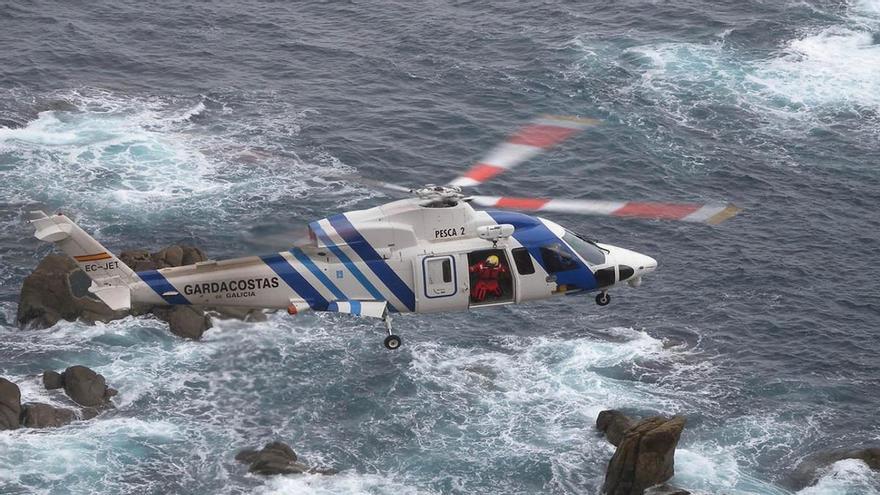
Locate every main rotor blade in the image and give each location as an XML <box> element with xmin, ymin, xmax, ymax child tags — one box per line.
<box><xmin>469</xmin><ymin>196</ymin><xmax>741</xmax><ymax>224</ymax></box>
<box><xmin>449</xmin><ymin>115</ymin><xmax>599</xmax><ymax>188</ymax></box>
<box><xmin>345</xmin><ymin>176</ymin><xmax>414</xmax><ymax>195</ymax></box>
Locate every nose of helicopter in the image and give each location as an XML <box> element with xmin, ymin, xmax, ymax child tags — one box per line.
<box><xmin>608</xmin><ymin>246</ymin><xmax>657</xmax><ymax>284</ymax></box>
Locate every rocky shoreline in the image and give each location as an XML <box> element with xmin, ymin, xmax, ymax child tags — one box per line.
<box><xmin>6</xmin><ymin>250</ymin><xmax>880</xmax><ymax>493</ymax></box>
<box><xmin>1</xmin><ymin>366</ymin><xmax>116</xmax><ymax>430</ymax></box>
<box><xmin>16</xmin><ymin>246</ymin><xmax>266</xmax><ymax>339</ymax></box>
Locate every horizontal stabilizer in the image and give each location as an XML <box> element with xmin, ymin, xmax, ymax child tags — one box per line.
<box><xmin>30</xmin><ymin>211</ymin><xmax>74</xmax><ymax>242</ymax></box>
<box><xmin>89</xmin><ymin>283</ymin><xmax>131</xmax><ymax>311</ymax></box>
<box><xmin>327</xmin><ymin>300</ymin><xmax>387</xmax><ymax>319</ymax></box>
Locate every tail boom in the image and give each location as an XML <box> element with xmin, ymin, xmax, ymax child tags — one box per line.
<box><xmin>29</xmin><ymin>211</ymin><xmax>134</xmax><ymax>310</ymax></box>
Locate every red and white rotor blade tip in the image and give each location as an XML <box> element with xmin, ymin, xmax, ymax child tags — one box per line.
<box><xmin>469</xmin><ymin>196</ymin><xmax>741</xmax><ymax>224</ymax></box>
<box><xmin>448</xmin><ymin>115</ymin><xmax>599</xmax><ymax>188</ymax></box>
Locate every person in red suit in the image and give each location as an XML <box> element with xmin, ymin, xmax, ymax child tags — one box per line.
<box><xmin>469</xmin><ymin>254</ymin><xmax>507</xmax><ymax>302</ymax></box>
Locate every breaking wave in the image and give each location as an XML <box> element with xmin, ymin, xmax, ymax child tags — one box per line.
<box><xmin>796</xmin><ymin>458</ymin><xmax>880</xmax><ymax>495</ymax></box>
<box><xmin>0</xmin><ymin>88</ymin><xmax>364</xmax><ymax>240</ymax></box>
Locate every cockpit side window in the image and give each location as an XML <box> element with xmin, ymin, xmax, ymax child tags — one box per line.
<box><xmin>562</xmin><ymin>231</ymin><xmax>606</xmax><ymax>266</ymax></box>
<box><xmin>539</xmin><ymin>243</ymin><xmax>579</xmax><ymax>273</ymax></box>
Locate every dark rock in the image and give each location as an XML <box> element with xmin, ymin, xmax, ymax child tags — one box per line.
<box><xmin>16</xmin><ymin>255</ymin><xmax>125</xmax><ymax>328</ymax></box>
<box><xmin>119</xmin><ymin>245</ymin><xmax>206</xmax><ymax>271</ymax></box>
<box><xmin>80</xmin><ymin>407</ymin><xmax>101</xmax><ymax>420</ymax></box>
<box><xmin>21</xmin><ymin>402</ymin><xmax>75</xmax><ymax>428</ymax></box>
<box><xmin>119</xmin><ymin>249</ymin><xmax>157</xmax><ymax>272</ymax></box>
<box><xmin>17</xmin><ymin>246</ymin><xmax>255</xmax><ymax>339</ymax></box>
<box><xmin>236</xmin><ymin>441</ymin><xmax>336</xmax><ymax>476</ymax></box>
<box><xmin>603</xmin><ymin>416</ymin><xmax>686</xmax><ymax>495</ymax></box>
<box><xmin>43</xmin><ymin>370</ymin><xmax>64</xmax><ymax>389</ymax></box>
<box><xmin>0</xmin><ymin>377</ymin><xmax>22</xmax><ymax>430</ymax></box>
<box><xmin>789</xmin><ymin>446</ymin><xmax>880</xmax><ymax>489</ymax></box>
<box><xmin>62</xmin><ymin>365</ymin><xmax>114</xmax><ymax>407</ymax></box>
<box><xmin>152</xmin><ymin>306</ymin><xmax>212</xmax><ymax>340</ymax></box>
<box><xmin>157</xmin><ymin>245</ymin><xmax>184</xmax><ymax>268</ymax></box>
<box><xmin>597</xmin><ymin>410</ymin><xmax>636</xmax><ymax>447</ymax></box>
<box><xmin>181</xmin><ymin>246</ymin><xmax>208</xmax><ymax>266</ymax></box>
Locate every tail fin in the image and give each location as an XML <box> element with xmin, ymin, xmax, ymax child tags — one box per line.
<box><xmin>29</xmin><ymin>211</ymin><xmax>133</xmax><ymax>310</ymax></box>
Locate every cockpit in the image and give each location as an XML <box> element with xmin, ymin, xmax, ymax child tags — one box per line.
<box><xmin>561</xmin><ymin>230</ymin><xmax>606</xmax><ymax>266</ymax></box>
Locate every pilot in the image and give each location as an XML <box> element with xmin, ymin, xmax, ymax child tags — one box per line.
<box><xmin>469</xmin><ymin>254</ymin><xmax>508</xmax><ymax>302</ymax></box>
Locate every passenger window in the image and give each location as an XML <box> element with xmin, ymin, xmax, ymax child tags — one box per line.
<box><xmin>540</xmin><ymin>244</ymin><xmax>579</xmax><ymax>273</ymax></box>
<box><xmin>511</xmin><ymin>248</ymin><xmax>535</xmax><ymax>275</ymax></box>
<box><xmin>441</xmin><ymin>259</ymin><xmax>452</xmax><ymax>283</ymax></box>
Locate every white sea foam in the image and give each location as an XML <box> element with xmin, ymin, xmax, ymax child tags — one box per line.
<box><xmin>0</xmin><ymin>88</ymin><xmax>361</xmax><ymax>239</ymax></box>
<box><xmin>256</xmin><ymin>472</ymin><xmax>432</xmax><ymax>495</ymax></box>
<box><xmin>750</xmin><ymin>26</ymin><xmax>880</xmax><ymax>112</ymax></box>
<box><xmin>853</xmin><ymin>0</ymin><xmax>880</xmax><ymax>16</ymax></box>
<box><xmin>797</xmin><ymin>458</ymin><xmax>880</xmax><ymax>495</ymax></box>
<box><xmin>0</xmin><ymin>417</ymin><xmax>181</xmax><ymax>493</ymax></box>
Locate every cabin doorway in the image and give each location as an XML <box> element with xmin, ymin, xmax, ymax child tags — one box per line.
<box><xmin>466</xmin><ymin>249</ymin><xmax>514</xmax><ymax>307</ymax></box>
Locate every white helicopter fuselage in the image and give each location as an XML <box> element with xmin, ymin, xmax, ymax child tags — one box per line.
<box><xmin>30</xmin><ymin>198</ymin><xmax>656</xmax><ymax>325</ymax></box>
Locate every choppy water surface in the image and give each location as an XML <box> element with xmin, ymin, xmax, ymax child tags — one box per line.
<box><xmin>1</xmin><ymin>1</ymin><xmax>879</xmax><ymax>494</ymax></box>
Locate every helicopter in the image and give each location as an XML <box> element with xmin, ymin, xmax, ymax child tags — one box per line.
<box><xmin>27</xmin><ymin>115</ymin><xmax>739</xmax><ymax>350</ymax></box>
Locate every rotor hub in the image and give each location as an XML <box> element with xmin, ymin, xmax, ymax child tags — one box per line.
<box><xmin>413</xmin><ymin>184</ymin><xmax>464</xmax><ymax>207</ymax></box>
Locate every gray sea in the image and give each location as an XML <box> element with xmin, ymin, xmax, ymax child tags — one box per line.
<box><xmin>1</xmin><ymin>0</ymin><xmax>879</xmax><ymax>493</ymax></box>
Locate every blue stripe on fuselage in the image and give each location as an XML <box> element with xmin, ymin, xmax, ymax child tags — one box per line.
<box><xmin>138</xmin><ymin>270</ymin><xmax>191</xmax><ymax>305</ymax></box>
<box><xmin>486</xmin><ymin>211</ymin><xmax>597</xmax><ymax>291</ymax></box>
<box><xmin>290</xmin><ymin>247</ymin><xmax>347</xmax><ymax>301</ymax></box>
<box><xmin>309</xmin><ymin>222</ymin><xmax>394</xmax><ymax>310</ymax></box>
<box><xmin>261</xmin><ymin>253</ymin><xmax>329</xmax><ymax>310</ymax></box>
<box><xmin>327</xmin><ymin>214</ymin><xmax>416</xmax><ymax>312</ymax></box>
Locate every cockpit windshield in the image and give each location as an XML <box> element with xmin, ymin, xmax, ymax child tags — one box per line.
<box><xmin>562</xmin><ymin>231</ymin><xmax>606</xmax><ymax>266</ymax></box>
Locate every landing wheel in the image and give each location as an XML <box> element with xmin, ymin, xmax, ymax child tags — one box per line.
<box><xmin>595</xmin><ymin>292</ymin><xmax>611</xmax><ymax>306</ymax></box>
<box><xmin>383</xmin><ymin>334</ymin><xmax>402</xmax><ymax>350</ymax></box>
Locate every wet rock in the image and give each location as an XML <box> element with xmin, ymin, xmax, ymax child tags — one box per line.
<box><xmin>16</xmin><ymin>255</ymin><xmax>125</xmax><ymax>328</ymax></box>
<box><xmin>597</xmin><ymin>410</ymin><xmax>636</xmax><ymax>447</ymax></box>
<box><xmin>603</xmin><ymin>416</ymin><xmax>686</xmax><ymax>495</ymax></box>
<box><xmin>0</xmin><ymin>377</ymin><xmax>22</xmax><ymax>430</ymax></box>
<box><xmin>62</xmin><ymin>365</ymin><xmax>115</xmax><ymax>407</ymax></box>
<box><xmin>17</xmin><ymin>245</ymin><xmax>250</xmax><ymax>339</ymax></box>
<box><xmin>118</xmin><ymin>245</ymin><xmax>206</xmax><ymax>272</ymax></box>
<box><xmin>789</xmin><ymin>446</ymin><xmax>880</xmax><ymax>489</ymax></box>
<box><xmin>43</xmin><ymin>370</ymin><xmax>64</xmax><ymax>389</ymax></box>
<box><xmin>21</xmin><ymin>402</ymin><xmax>75</xmax><ymax>428</ymax></box>
<box><xmin>118</xmin><ymin>249</ymin><xmax>157</xmax><ymax>272</ymax></box>
<box><xmin>236</xmin><ymin>441</ymin><xmax>336</xmax><ymax>476</ymax></box>
<box><xmin>152</xmin><ymin>306</ymin><xmax>212</xmax><ymax>340</ymax></box>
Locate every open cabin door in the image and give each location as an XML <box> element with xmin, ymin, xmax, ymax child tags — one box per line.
<box><xmin>465</xmin><ymin>249</ymin><xmax>516</xmax><ymax>308</ymax></box>
<box><xmin>415</xmin><ymin>254</ymin><xmax>469</xmax><ymax>313</ymax></box>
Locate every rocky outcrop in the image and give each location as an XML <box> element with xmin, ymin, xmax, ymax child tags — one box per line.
<box><xmin>16</xmin><ymin>255</ymin><xmax>127</xmax><ymax>328</ymax></box>
<box><xmin>152</xmin><ymin>306</ymin><xmax>213</xmax><ymax>340</ymax></box>
<box><xmin>43</xmin><ymin>370</ymin><xmax>64</xmax><ymax>389</ymax></box>
<box><xmin>0</xmin><ymin>377</ymin><xmax>22</xmax><ymax>430</ymax></box>
<box><xmin>601</xmin><ymin>413</ymin><xmax>686</xmax><ymax>495</ymax></box>
<box><xmin>15</xmin><ymin>244</ymin><xmax>266</xmax><ymax>339</ymax></box>
<box><xmin>0</xmin><ymin>368</ymin><xmax>115</xmax><ymax>430</ymax></box>
<box><xmin>789</xmin><ymin>447</ymin><xmax>880</xmax><ymax>489</ymax></box>
<box><xmin>60</xmin><ymin>365</ymin><xmax>117</xmax><ymax>408</ymax></box>
<box><xmin>597</xmin><ymin>410</ymin><xmax>636</xmax><ymax>447</ymax></box>
<box><xmin>118</xmin><ymin>245</ymin><xmax>207</xmax><ymax>272</ymax></box>
<box><xmin>21</xmin><ymin>403</ymin><xmax>75</xmax><ymax>428</ymax></box>
<box><xmin>235</xmin><ymin>441</ymin><xmax>337</xmax><ymax>476</ymax></box>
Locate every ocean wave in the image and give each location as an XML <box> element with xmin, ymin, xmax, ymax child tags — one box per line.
<box><xmin>0</xmin><ymin>88</ymin><xmax>363</xmax><ymax>241</ymax></box>
<box><xmin>796</xmin><ymin>458</ymin><xmax>880</xmax><ymax>495</ymax></box>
